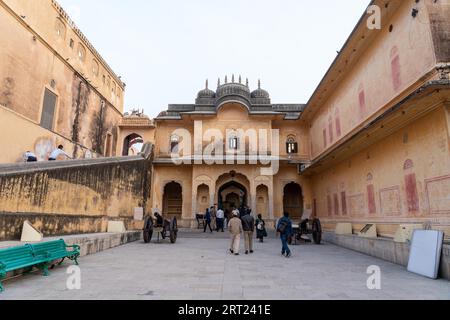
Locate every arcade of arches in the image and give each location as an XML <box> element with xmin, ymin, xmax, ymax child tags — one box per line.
<box><xmin>151</xmin><ymin>165</ymin><xmax>311</xmax><ymax>228</ymax></box>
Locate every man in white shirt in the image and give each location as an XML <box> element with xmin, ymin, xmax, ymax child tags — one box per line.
<box><xmin>49</xmin><ymin>145</ymin><xmax>72</xmax><ymax>161</ymax></box>
<box><xmin>216</xmin><ymin>207</ymin><xmax>225</xmax><ymax>232</ymax></box>
<box><xmin>23</xmin><ymin>151</ymin><xmax>37</xmax><ymax>162</ymax></box>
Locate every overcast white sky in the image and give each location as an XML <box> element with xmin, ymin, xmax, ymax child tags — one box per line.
<box><xmin>58</xmin><ymin>0</ymin><xmax>370</xmax><ymax>118</ymax></box>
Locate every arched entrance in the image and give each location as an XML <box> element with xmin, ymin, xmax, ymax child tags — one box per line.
<box><xmin>163</xmin><ymin>182</ymin><xmax>182</xmax><ymax>219</ymax></box>
<box><xmin>215</xmin><ymin>171</ymin><xmax>250</xmax><ymax>218</ymax></box>
<box><xmin>218</xmin><ymin>181</ymin><xmax>248</xmax><ymax>218</ymax></box>
<box><xmin>122</xmin><ymin>133</ymin><xmax>144</xmax><ymax>156</ymax></box>
<box><xmin>283</xmin><ymin>182</ymin><xmax>304</xmax><ymax>220</ymax></box>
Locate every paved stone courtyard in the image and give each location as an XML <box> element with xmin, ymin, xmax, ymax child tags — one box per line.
<box><xmin>1</xmin><ymin>232</ymin><xmax>449</xmax><ymax>300</ymax></box>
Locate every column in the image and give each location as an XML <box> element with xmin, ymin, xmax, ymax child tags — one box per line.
<box><xmin>192</xmin><ymin>192</ymin><xmax>197</xmax><ymax>218</ymax></box>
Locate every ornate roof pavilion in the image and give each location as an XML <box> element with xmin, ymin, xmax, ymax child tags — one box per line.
<box><xmin>156</xmin><ymin>76</ymin><xmax>305</xmax><ymax>120</ymax></box>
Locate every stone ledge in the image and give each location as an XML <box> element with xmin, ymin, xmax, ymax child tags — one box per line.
<box><xmin>0</xmin><ymin>231</ymin><xmax>142</xmax><ymax>280</ymax></box>
<box><xmin>323</xmin><ymin>231</ymin><xmax>450</xmax><ymax>280</ymax></box>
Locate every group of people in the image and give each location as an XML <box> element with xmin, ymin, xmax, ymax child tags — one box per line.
<box><xmin>23</xmin><ymin>145</ymin><xmax>72</xmax><ymax>162</ymax></box>
<box><xmin>202</xmin><ymin>205</ymin><xmax>294</xmax><ymax>258</ymax></box>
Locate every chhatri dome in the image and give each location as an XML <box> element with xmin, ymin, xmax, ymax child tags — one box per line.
<box><xmin>197</xmin><ymin>79</ymin><xmax>216</xmax><ymax>99</ymax></box>
<box><xmin>195</xmin><ymin>75</ymin><xmax>271</xmax><ymax>106</ymax></box>
<box><xmin>251</xmin><ymin>79</ymin><xmax>270</xmax><ymax>99</ymax></box>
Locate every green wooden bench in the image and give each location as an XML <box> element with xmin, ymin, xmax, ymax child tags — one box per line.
<box><xmin>0</xmin><ymin>244</ymin><xmax>49</xmax><ymax>292</ymax></box>
<box><xmin>0</xmin><ymin>239</ymin><xmax>80</xmax><ymax>292</ymax></box>
<box><xmin>29</xmin><ymin>239</ymin><xmax>80</xmax><ymax>267</ymax></box>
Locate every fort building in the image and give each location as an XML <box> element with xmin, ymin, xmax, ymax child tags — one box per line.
<box><xmin>0</xmin><ymin>0</ymin><xmax>449</xmax><ymax>244</ymax></box>
<box><xmin>0</xmin><ymin>0</ymin><xmax>125</xmax><ymax>163</ymax></box>
<box><xmin>120</xmin><ymin>0</ymin><xmax>450</xmax><ymax>235</ymax></box>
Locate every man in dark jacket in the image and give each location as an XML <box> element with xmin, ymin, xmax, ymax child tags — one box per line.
<box><xmin>241</xmin><ymin>212</ymin><xmax>255</xmax><ymax>254</ymax></box>
<box><xmin>277</xmin><ymin>212</ymin><xmax>293</xmax><ymax>258</ymax></box>
<box><xmin>204</xmin><ymin>208</ymin><xmax>213</xmax><ymax>233</ymax></box>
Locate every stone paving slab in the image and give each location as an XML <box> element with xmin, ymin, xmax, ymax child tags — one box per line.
<box><xmin>0</xmin><ymin>232</ymin><xmax>449</xmax><ymax>300</ymax></box>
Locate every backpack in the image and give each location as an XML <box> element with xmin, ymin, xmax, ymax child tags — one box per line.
<box><xmin>277</xmin><ymin>220</ymin><xmax>288</xmax><ymax>234</ymax></box>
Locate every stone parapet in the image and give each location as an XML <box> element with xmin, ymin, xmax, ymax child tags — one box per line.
<box><xmin>323</xmin><ymin>231</ymin><xmax>450</xmax><ymax>280</ymax></box>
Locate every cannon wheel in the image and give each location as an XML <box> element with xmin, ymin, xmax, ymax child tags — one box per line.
<box><xmin>170</xmin><ymin>217</ymin><xmax>178</xmax><ymax>244</ymax></box>
<box><xmin>312</xmin><ymin>219</ymin><xmax>322</xmax><ymax>244</ymax></box>
<box><xmin>143</xmin><ymin>215</ymin><xmax>154</xmax><ymax>244</ymax></box>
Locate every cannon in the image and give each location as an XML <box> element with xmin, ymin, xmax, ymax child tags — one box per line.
<box><xmin>143</xmin><ymin>214</ymin><xmax>178</xmax><ymax>244</ymax></box>
<box><xmin>292</xmin><ymin>218</ymin><xmax>322</xmax><ymax>245</ymax></box>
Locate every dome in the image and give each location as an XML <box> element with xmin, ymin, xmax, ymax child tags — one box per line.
<box><xmin>216</xmin><ymin>75</ymin><xmax>251</xmax><ymax>100</ymax></box>
<box><xmin>251</xmin><ymin>80</ymin><xmax>270</xmax><ymax>99</ymax></box>
<box><xmin>197</xmin><ymin>80</ymin><xmax>216</xmax><ymax>99</ymax></box>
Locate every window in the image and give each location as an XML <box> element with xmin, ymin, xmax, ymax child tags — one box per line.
<box><xmin>286</xmin><ymin>137</ymin><xmax>298</xmax><ymax>154</ymax></box>
<box><xmin>55</xmin><ymin>19</ymin><xmax>66</xmax><ymax>39</ymax></box>
<box><xmin>40</xmin><ymin>88</ymin><xmax>57</xmax><ymax>131</ymax></box>
<box><xmin>69</xmin><ymin>39</ymin><xmax>74</xmax><ymax>49</ymax></box>
<box><xmin>229</xmin><ymin>136</ymin><xmax>239</xmax><ymax>150</ymax></box>
<box><xmin>92</xmin><ymin>59</ymin><xmax>99</xmax><ymax>77</ymax></box>
<box><xmin>77</xmin><ymin>44</ymin><xmax>86</xmax><ymax>61</ymax></box>
<box><xmin>104</xmin><ymin>132</ymin><xmax>113</xmax><ymax>157</ymax></box>
<box><xmin>170</xmin><ymin>135</ymin><xmax>180</xmax><ymax>153</ymax></box>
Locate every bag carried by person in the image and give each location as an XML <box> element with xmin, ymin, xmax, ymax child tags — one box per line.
<box><xmin>277</xmin><ymin>220</ymin><xmax>288</xmax><ymax>234</ymax></box>
<box><xmin>257</xmin><ymin>222</ymin><xmax>264</xmax><ymax>230</ymax></box>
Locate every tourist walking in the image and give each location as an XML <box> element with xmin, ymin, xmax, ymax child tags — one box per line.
<box><xmin>255</xmin><ymin>214</ymin><xmax>267</xmax><ymax>243</ymax></box>
<box><xmin>232</xmin><ymin>207</ymin><xmax>240</xmax><ymax>219</ymax></box>
<box><xmin>277</xmin><ymin>212</ymin><xmax>293</xmax><ymax>258</ymax></box>
<box><xmin>216</xmin><ymin>207</ymin><xmax>225</xmax><ymax>232</ymax></box>
<box><xmin>241</xmin><ymin>212</ymin><xmax>255</xmax><ymax>254</ymax></box>
<box><xmin>203</xmin><ymin>208</ymin><xmax>213</xmax><ymax>233</ymax></box>
<box><xmin>48</xmin><ymin>145</ymin><xmax>71</xmax><ymax>161</ymax></box>
<box><xmin>228</xmin><ymin>211</ymin><xmax>243</xmax><ymax>255</ymax></box>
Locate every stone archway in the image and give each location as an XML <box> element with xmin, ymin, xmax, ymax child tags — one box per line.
<box><xmin>163</xmin><ymin>181</ymin><xmax>183</xmax><ymax>218</ymax></box>
<box><xmin>122</xmin><ymin>133</ymin><xmax>143</xmax><ymax>156</ymax></box>
<box><xmin>283</xmin><ymin>182</ymin><xmax>304</xmax><ymax>220</ymax></box>
<box><xmin>218</xmin><ymin>181</ymin><xmax>248</xmax><ymax>211</ymax></box>
<box><xmin>215</xmin><ymin>171</ymin><xmax>250</xmax><ymax>219</ymax></box>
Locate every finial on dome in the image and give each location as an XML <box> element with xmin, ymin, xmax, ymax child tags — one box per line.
<box><xmin>232</xmin><ymin>74</ymin><xmax>235</xmax><ymax>83</ymax></box>
<box><xmin>239</xmin><ymin>75</ymin><xmax>242</xmax><ymax>84</ymax></box>
<box><xmin>258</xmin><ymin>79</ymin><xmax>261</xmax><ymax>89</ymax></box>
<box><xmin>246</xmin><ymin>78</ymin><xmax>249</xmax><ymax>87</ymax></box>
<box><xmin>225</xmin><ymin>75</ymin><xmax>228</xmax><ymax>84</ymax></box>
<box><xmin>205</xmin><ymin>79</ymin><xmax>209</xmax><ymax>89</ymax></box>
<box><xmin>217</xmin><ymin>78</ymin><xmax>221</xmax><ymax>87</ymax></box>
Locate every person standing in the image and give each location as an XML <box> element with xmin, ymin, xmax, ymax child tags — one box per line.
<box><xmin>255</xmin><ymin>214</ymin><xmax>267</xmax><ymax>243</ymax></box>
<box><xmin>228</xmin><ymin>211</ymin><xmax>243</xmax><ymax>255</ymax></box>
<box><xmin>203</xmin><ymin>208</ymin><xmax>213</xmax><ymax>233</ymax></box>
<box><xmin>277</xmin><ymin>212</ymin><xmax>293</xmax><ymax>258</ymax></box>
<box><xmin>216</xmin><ymin>207</ymin><xmax>225</xmax><ymax>232</ymax></box>
<box><xmin>49</xmin><ymin>145</ymin><xmax>72</xmax><ymax>161</ymax></box>
<box><xmin>232</xmin><ymin>207</ymin><xmax>240</xmax><ymax>219</ymax></box>
<box><xmin>210</xmin><ymin>206</ymin><xmax>217</xmax><ymax>231</ymax></box>
<box><xmin>241</xmin><ymin>212</ymin><xmax>255</xmax><ymax>254</ymax></box>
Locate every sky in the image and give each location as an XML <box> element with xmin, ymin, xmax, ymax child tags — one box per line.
<box><xmin>58</xmin><ymin>0</ymin><xmax>370</xmax><ymax>118</ymax></box>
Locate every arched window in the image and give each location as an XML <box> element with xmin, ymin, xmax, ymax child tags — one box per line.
<box><xmin>170</xmin><ymin>134</ymin><xmax>180</xmax><ymax>153</ymax></box>
<box><xmin>77</xmin><ymin>43</ymin><xmax>86</xmax><ymax>61</ymax></box>
<box><xmin>55</xmin><ymin>18</ymin><xmax>66</xmax><ymax>39</ymax></box>
<box><xmin>286</xmin><ymin>136</ymin><xmax>298</xmax><ymax>154</ymax></box>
